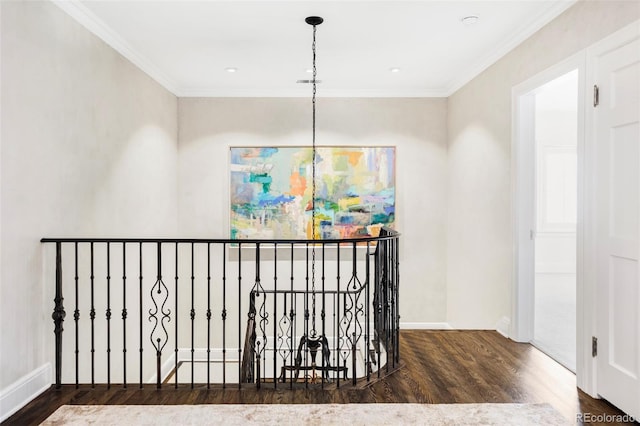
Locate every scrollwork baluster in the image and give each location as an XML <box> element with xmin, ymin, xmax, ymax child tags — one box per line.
<box><xmin>148</xmin><ymin>242</ymin><xmax>171</xmax><ymax>389</ymax></box>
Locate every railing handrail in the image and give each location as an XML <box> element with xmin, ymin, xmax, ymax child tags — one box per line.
<box><xmin>41</xmin><ymin>231</ymin><xmax>400</xmax><ymax>245</ymax></box>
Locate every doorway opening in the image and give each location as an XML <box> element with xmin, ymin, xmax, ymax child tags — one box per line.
<box><xmin>531</xmin><ymin>70</ymin><xmax>578</xmax><ymax>372</ymax></box>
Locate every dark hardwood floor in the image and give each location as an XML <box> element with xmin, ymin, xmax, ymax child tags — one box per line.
<box><xmin>4</xmin><ymin>330</ymin><xmax>632</xmax><ymax>425</ymax></box>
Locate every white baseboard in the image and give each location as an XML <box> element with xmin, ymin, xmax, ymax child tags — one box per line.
<box><xmin>400</xmin><ymin>322</ymin><xmax>453</xmax><ymax>330</ymax></box>
<box><xmin>495</xmin><ymin>317</ymin><xmax>511</xmax><ymax>338</ymax></box>
<box><xmin>0</xmin><ymin>363</ymin><xmax>52</xmax><ymax>422</ymax></box>
<box><xmin>150</xmin><ymin>348</ymin><xmax>242</xmax><ymax>383</ymax></box>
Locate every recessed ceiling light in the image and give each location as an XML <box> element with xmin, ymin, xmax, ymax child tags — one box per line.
<box><xmin>389</xmin><ymin>67</ymin><xmax>401</xmax><ymax>73</ymax></box>
<box><xmin>306</xmin><ymin>69</ymin><xmax>313</xmax><ymax>73</ymax></box>
<box><xmin>225</xmin><ymin>67</ymin><xmax>238</xmax><ymax>73</ymax></box>
<box><xmin>461</xmin><ymin>15</ymin><xmax>479</xmax><ymax>26</ymax></box>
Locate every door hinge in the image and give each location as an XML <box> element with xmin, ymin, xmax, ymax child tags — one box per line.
<box><xmin>592</xmin><ymin>336</ymin><xmax>598</xmax><ymax>357</ymax></box>
<box><xmin>593</xmin><ymin>85</ymin><xmax>599</xmax><ymax>107</ymax></box>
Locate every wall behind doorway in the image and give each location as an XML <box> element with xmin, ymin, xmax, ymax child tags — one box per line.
<box><xmin>446</xmin><ymin>0</ymin><xmax>640</xmax><ymax>330</ymax></box>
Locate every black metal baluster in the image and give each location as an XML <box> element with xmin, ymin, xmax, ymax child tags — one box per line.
<box><xmin>385</xmin><ymin>238</ymin><xmax>390</xmax><ymax>374</ymax></box>
<box><xmin>374</xmin><ymin>241</ymin><xmax>384</xmax><ymax>378</ymax></box>
<box><xmin>332</xmin><ymin>293</ymin><xmax>337</xmax><ymax>383</ymax></box>
<box><xmin>222</xmin><ymin>243</ymin><xmax>227</xmax><ymax>388</ymax></box>
<box><xmin>391</xmin><ymin>237</ymin><xmax>396</xmax><ymax>369</ymax></box>
<box><xmin>259</xmin><ymin>244</ymin><xmax>268</xmax><ymax>389</ymax></box>
<box><xmin>157</xmin><ymin>243</ymin><xmax>162</xmax><ymax>389</ymax></box>
<box><xmin>321</xmin><ymin>243</ymin><xmax>326</xmax><ymax>388</ymax></box>
<box><xmin>122</xmin><ymin>243</ymin><xmax>127</xmax><ymax>388</ymax></box>
<box><xmin>389</xmin><ymin>236</ymin><xmax>395</xmax><ymax>367</ymax></box>
<box><xmin>90</xmin><ymin>242</ymin><xmax>95</xmax><ymax>387</ymax></box>
<box><xmin>352</xmin><ymin>242</ymin><xmax>357</xmax><ymax>385</ymax></box>
<box><xmin>207</xmin><ymin>243</ymin><xmax>211</xmax><ymax>389</ymax></box>
<box><xmin>74</xmin><ymin>242</ymin><xmax>79</xmax><ymax>388</ymax></box>
<box><xmin>255</xmin><ymin>243</ymin><xmax>261</xmax><ymax>389</ymax></box>
<box><xmin>289</xmin><ymin>243</ymin><xmax>294</xmax><ymax>389</ymax></box>
<box><xmin>106</xmin><ymin>242</ymin><xmax>112</xmax><ymax>389</ymax></box>
<box><xmin>190</xmin><ymin>242</ymin><xmax>195</xmax><ymax>389</ymax></box>
<box><xmin>365</xmin><ymin>241</ymin><xmax>370</xmax><ymax>382</ymax></box>
<box><xmin>273</xmin><ymin>243</ymin><xmax>277</xmax><ymax>389</ymax></box>
<box><xmin>139</xmin><ymin>242</ymin><xmax>143</xmax><ymax>388</ymax></box>
<box><xmin>237</xmin><ymin>243</ymin><xmax>242</xmax><ymax>389</ymax></box>
<box><xmin>148</xmin><ymin>242</ymin><xmax>171</xmax><ymax>389</ymax></box>
<box><xmin>174</xmin><ymin>242</ymin><xmax>179</xmax><ymax>388</ymax></box>
<box><xmin>394</xmin><ymin>237</ymin><xmax>400</xmax><ymax>365</ymax></box>
<box><xmin>352</xmin><ymin>331</ymin><xmax>357</xmax><ymax>386</ymax></box>
<box><xmin>304</xmin><ymin>243</ymin><xmax>309</xmax><ymax>387</ymax></box>
<box><xmin>336</xmin><ymin>245</ymin><xmax>340</xmax><ymax>388</ymax></box>
<box><xmin>53</xmin><ymin>242</ymin><xmax>65</xmax><ymax>389</ymax></box>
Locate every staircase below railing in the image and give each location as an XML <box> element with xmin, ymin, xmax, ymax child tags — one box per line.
<box><xmin>42</xmin><ymin>229</ymin><xmax>400</xmax><ymax>390</ymax></box>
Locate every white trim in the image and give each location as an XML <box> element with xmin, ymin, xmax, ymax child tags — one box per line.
<box><xmin>51</xmin><ymin>0</ymin><xmax>180</xmax><ymax>95</ymax></box>
<box><xmin>151</xmin><ymin>340</ymin><xmax>384</xmax><ymax>383</ymax></box>
<box><xmin>400</xmin><ymin>322</ymin><xmax>452</xmax><ymax>330</ymax></box>
<box><xmin>0</xmin><ymin>363</ymin><xmax>52</xmax><ymax>422</ymax></box>
<box><xmin>151</xmin><ymin>349</ymin><xmax>241</xmax><ymax>384</ymax></box>
<box><xmin>511</xmin><ymin>83</ymin><xmax>537</xmax><ymax>343</ymax></box>
<box><xmin>495</xmin><ymin>317</ymin><xmax>511</xmax><ymax>338</ymax></box>
<box><xmin>444</xmin><ymin>0</ymin><xmax>577</xmax><ymax>96</ymax></box>
<box><xmin>178</xmin><ymin>87</ymin><xmax>449</xmax><ymax>98</ymax></box>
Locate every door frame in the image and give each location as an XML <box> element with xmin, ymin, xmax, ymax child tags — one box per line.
<box><xmin>512</xmin><ymin>20</ymin><xmax>640</xmax><ymax>398</ymax></box>
<box><xmin>511</xmin><ymin>52</ymin><xmax>589</xmax><ymax>389</ymax></box>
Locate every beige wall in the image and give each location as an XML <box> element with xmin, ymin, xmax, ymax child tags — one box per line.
<box><xmin>0</xmin><ymin>0</ymin><xmax>178</xmax><ymax>411</ymax></box>
<box><xmin>446</xmin><ymin>0</ymin><xmax>640</xmax><ymax>328</ymax></box>
<box><xmin>178</xmin><ymin>97</ymin><xmax>448</xmax><ymax>325</ymax></box>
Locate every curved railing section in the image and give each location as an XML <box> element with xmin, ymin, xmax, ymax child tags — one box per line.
<box><xmin>42</xmin><ymin>228</ymin><xmax>400</xmax><ymax>389</ymax></box>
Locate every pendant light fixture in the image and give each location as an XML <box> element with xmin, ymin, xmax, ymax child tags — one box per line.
<box><xmin>306</xmin><ymin>16</ymin><xmax>322</xmax><ymax>342</ymax></box>
<box><xmin>283</xmin><ymin>16</ymin><xmax>345</xmax><ymax>385</ymax></box>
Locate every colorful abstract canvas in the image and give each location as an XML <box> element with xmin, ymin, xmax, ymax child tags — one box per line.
<box><xmin>230</xmin><ymin>146</ymin><xmax>395</xmax><ymax>240</ymax></box>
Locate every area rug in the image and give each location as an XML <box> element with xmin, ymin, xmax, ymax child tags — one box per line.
<box><xmin>41</xmin><ymin>403</ymin><xmax>569</xmax><ymax>425</ymax></box>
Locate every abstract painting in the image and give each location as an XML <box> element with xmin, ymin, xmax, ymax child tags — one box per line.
<box><xmin>229</xmin><ymin>146</ymin><xmax>395</xmax><ymax>240</ymax></box>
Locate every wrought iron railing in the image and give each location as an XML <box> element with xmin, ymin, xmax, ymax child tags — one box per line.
<box><xmin>42</xmin><ymin>229</ymin><xmax>400</xmax><ymax>389</ymax></box>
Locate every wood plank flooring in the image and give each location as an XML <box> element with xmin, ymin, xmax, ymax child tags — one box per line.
<box><xmin>4</xmin><ymin>331</ymin><xmax>632</xmax><ymax>425</ymax></box>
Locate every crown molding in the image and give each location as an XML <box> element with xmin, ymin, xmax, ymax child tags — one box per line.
<box><xmin>443</xmin><ymin>0</ymin><xmax>577</xmax><ymax>96</ymax></box>
<box><xmin>51</xmin><ymin>0</ymin><xmax>180</xmax><ymax>95</ymax></box>
<box><xmin>177</xmin><ymin>87</ymin><xmax>449</xmax><ymax>98</ymax></box>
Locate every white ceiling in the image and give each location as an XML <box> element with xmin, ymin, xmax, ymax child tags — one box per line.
<box><xmin>53</xmin><ymin>0</ymin><xmax>577</xmax><ymax>97</ymax></box>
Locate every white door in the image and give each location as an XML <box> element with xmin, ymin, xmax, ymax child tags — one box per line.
<box><xmin>594</xmin><ymin>33</ymin><xmax>640</xmax><ymax>418</ymax></box>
